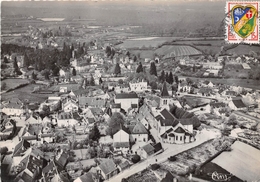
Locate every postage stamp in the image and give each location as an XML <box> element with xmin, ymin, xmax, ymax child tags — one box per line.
<box><xmin>226</xmin><ymin>1</ymin><xmax>259</xmax><ymax>44</ymax></box>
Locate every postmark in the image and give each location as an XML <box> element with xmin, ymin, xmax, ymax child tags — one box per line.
<box><xmin>225</xmin><ymin>1</ymin><xmax>259</xmax><ymax>44</ymax></box>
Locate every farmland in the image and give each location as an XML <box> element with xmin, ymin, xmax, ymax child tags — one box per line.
<box><xmin>1</xmin><ymin>78</ymin><xmax>30</xmax><ymax>90</ymax></box>
<box><xmin>116</xmin><ymin>37</ymin><xmax>174</xmax><ymax>49</ymax></box>
<box><xmin>155</xmin><ymin>45</ymin><xmax>202</xmax><ymax>59</ymax></box>
<box><xmin>1</xmin><ymin>83</ymin><xmax>53</xmax><ymax>103</ymax></box>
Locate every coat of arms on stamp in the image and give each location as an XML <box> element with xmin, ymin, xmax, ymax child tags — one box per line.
<box><xmin>226</xmin><ymin>1</ymin><xmax>259</xmax><ymax>44</ymax></box>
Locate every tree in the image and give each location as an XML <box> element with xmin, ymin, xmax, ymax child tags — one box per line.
<box><xmin>24</xmin><ymin>53</ymin><xmax>30</xmax><ymax>68</ymax></box>
<box><xmin>159</xmin><ymin>70</ymin><xmax>165</xmax><ymax>82</ymax></box>
<box><xmin>32</xmin><ymin>72</ymin><xmax>37</xmax><ymax>80</ymax></box>
<box><xmin>72</xmin><ymin>68</ymin><xmax>76</xmax><ymax>76</ymax></box>
<box><xmin>175</xmin><ymin>75</ymin><xmax>179</xmax><ymax>84</ymax></box>
<box><xmin>133</xmin><ymin>55</ymin><xmax>137</xmax><ymax>62</ymax></box>
<box><xmin>0</xmin><ymin>147</ymin><xmax>8</xmax><ymax>155</ymax></box>
<box><xmin>52</xmin><ymin>66</ymin><xmax>60</xmax><ymax>76</ymax></box>
<box><xmin>4</xmin><ymin>56</ymin><xmax>8</xmax><ymax>63</ymax></box>
<box><xmin>114</xmin><ymin>63</ymin><xmax>121</xmax><ymax>76</ymax></box>
<box><xmin>150</xmin><ymin>81</ymin><xmax>157</xmax><ymax>90</ymax></box>
<box><xmin>13</xmin><ymin>57</ymin><xmax>22</xmax><ymax>75</ymax></box>
<box><xmin>150</xmin><ymin>62</ymin><xmax>157</xmax><ymax>76</ymax></box>
<box><xmin>165</xmin><ymin>72</ymin><xmax>169</xmax><ymax>83</ymax></box>
<box><xmin>106</xmin><ymin>46</ymin><xmax>112</xmax><ymax>57</ymax></box>
<box><xmin>89</xmin><ymin>75</ymin><xmax>95</xmax><ymax>86</ymax></box>
<box><xmin>110</xmin><ymin>48</ymin><xmax>115</xmax><ymax>59</ymax></box>
<box><xmin>168</xmin><ymin>72</ymin><xmax>174</xmax><ymax>84</ymax></box>
<box><xmin>136</xmin><ymin>62</ymin><xmax>144</xmax><ymax>73</ymax></box>
<box><xmin>99</xmin><ymin>77</ymin><xmax>103</xmax><ymax>85</ymax></box>
<box><xmin>106</xmin><ymin>112</ymin><xmax>125</xmax><ymax>136</ymax></box>
<box><xmin>131</xmin><ymin>154</ymin><xmax>141</xmax><ymax>163</ymax></box>
<box><xmin>186</xmin><ymin>78</ymin><xmax>193</xmax><ymax>85</ymax></box>
<box><xmin>89</xmin><ymin>124</ymin><xmax>101</xmax><ymax>141</ymax></box>
<box><xmin>42</xmin><ymin>70</ymin><xmax>50</xmax><ymax>80</ymax></box>
<box><xmin>1</xmin><ymin>82</ymin><xmax>7</xmax><ymax>90</ymax></box>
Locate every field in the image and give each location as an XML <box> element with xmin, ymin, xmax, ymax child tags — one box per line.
<box><xmin>227</xmin><ymin>44</ymin><xmax>260</xmax><ymax>55</ymax></box>
<box><xmin>1</xmin><ymin>83</ymin><xmax>53</xmax><ymax>103</ymax></box>
<box><xmin>155</xmin><ymin>45</ymin><xmax>202</xmax><ymax>59</ymax></box>
<box><xmin>116</xmin><ymin>37</ymin><xmax>174</xmax><ymax>49</ymax></box>
<box><xmin>1</xmin><ymin>78</ymin><xmax>30</xmax><ymax>90</ymax></box>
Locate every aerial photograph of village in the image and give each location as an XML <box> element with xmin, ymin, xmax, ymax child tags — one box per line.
<box><xmin>1</xmin><ymin>0</ymin><xmax>260</xmax><ymax>182</ymax></box>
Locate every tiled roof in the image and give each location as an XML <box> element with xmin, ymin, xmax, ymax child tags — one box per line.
<box><xmin>142</xmin><ymin>143</ymin><xmax>155</xmax><ymax>154</ymax></box>
<box><xmin>232</xmin><ymin>99</ymin><xmax>246</xmax><ymax>108</ymax></box>
<box><xmin>115</xmin><ymin>93</ymin><xmax>138</xmax><ymax>99</ymax></box>
<box><xmin>79</xmin><ymin>97</ymin><xmax>107</xmax><ymax>108</ymax></box>
<box><xmin>78</xmin><ymin>173</ymin><xmax>95</xmax><ymax>182</ymax></box>
<box><xmin>99</xmin><ymin>159</ymin><xmax>117</xmax><ymax>175</ymax></box>
<box><xmin>153</xmin><ymin>143</ymin><xmax>163</xmax><ymax>153</ymax></box>
<box><xmin>112</xmin><ymin>103</ymin><xmax>121</xmax><ymax>108</ymax></box>
<box><xmin>13</xmin><ymin>139</ymin><xmax>30</xmax><ymax>157</ymax></box>
<box><xmin>113</xmin><ymin>142</ymin><xmax>130</xmax><ymax>148</ymax></box>
<box><xmin>174</xmin><ymin>127</ymin><xmax>185</xmax><ymax>133</ymax></box>
<box><xmin>130</xmin><ymin>122</ymin><xmax>148</xmax><ymax>134</ymax></box>
<box><xmin>118</xmin><ymin>160</ymin><xmax>130</xmax><ymax>170</ymax></box>
<box><xmin>210</xmin><ymin>102</ymin><xmax>226</xmax><ymax>108</ymax></box>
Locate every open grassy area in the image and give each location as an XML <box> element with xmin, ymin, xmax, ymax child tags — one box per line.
<box><xmin>1</xmin><ymin>83</ymin><xmax>54</xmax><ymax>103</ymax></box>
<box><xmin>1</xmin><ymin>78</ymin><xmax>30</xmax><ymax>90</ymax></box>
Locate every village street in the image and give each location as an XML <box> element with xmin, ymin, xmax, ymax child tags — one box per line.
<box><xmin>106</xmin><ymin>128</ymin><xmax>221</xmax><ymax>182</ymax></box>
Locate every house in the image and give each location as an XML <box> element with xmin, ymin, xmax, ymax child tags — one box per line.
<box><xmin>155</xmin><ymin>108</ymin><xmax>194</xmax><ymax>139</ymax></box>
<box><xmin>42</xmin><ymin>160</ymin><xmax>70</xmax><ymax>182</ymax></box>
<box><xmin>69</xmin><ymin>89</ymin><xmax>89</xmax><ymax>98</ymax></box>
<box><xmin>13</xmin><ymin>139</ymin><xmax>31</xmax><ymax>163</ymax></box>
<box><xmin>111</xmin><ymin>103</ymin><xmax>121</xmax><ymax>113</ymax></box>
<box><xmin>54</xmin><ymin>148</ymin><xmax>69</xmax><ymax>170</ymax></box>
<box><xmin>178</xmin><ymin>82</ymin><xmax>191</xmax><ymax>93</ymax></box>
<box><xmin>14</xmin><ymin>154</ymin><xmax>44</xmax><ymax>182</ymax></box>
<box><xmin>228</xmin><ymin>99</ymin><xmax>247</xmax><ymax>111</ymax></box>
<box><xmin>56</xmin><ymin>112</ymin><xmax>81</xmax><ymax>127</ymax></box>
<box><xmin>1</xmin><ymin>98</ymin><xmax>25</xmax><ymax>116</ymax></box>
<box><xmin>59</xmin><ymin>68</ymin><xmax>71</xmax><ymax>82</ymax></box>
<box><xmin>197</xmin><ymin>87</ymin><xmax>213</xmax><ymax>96</ymax></box>
<box><xmin>129</xmin><ymin>122</ymin><xmax>149</xmax><ymax>142</ymax></box>
<box><xmin>113</xmin><ymin>128</ymin><xmax>130</xmax><ymax>153</ymax></box>
<box><xmin>118</xmin><ymin>160</ymin><xmax>131</xmax><ymax>172</ymax></box>
<box><xmin>139</xmin><ymin>143</ymin><xmax>155</xmax><ymax>159</ymax></box>
<box><xmin>114</xmin><ymin>93</ymin><xmax>139</xmax><ymax>111</ymax></box>
<box><xmin>210</xmin><ymin>102</ymin><xmax>227</xmax><ymax>116</ymax></box>
<box><xmin>97</xmin><ymin>159</ymin><xmax>118</xmax><ymax>180</ymax></box>
<box><xmin>62</xmin><ymin>99</ymin><xmax>79</xmax><ymax>113</ymax></box>
<box><xmin>74</xmin><ymin>172</ymin><xmax>99</xmax><ymax>182</ymax></box>
<box><xmin>161</xmin><ymin>123</ymin><xmax>194</xmax><ymax>144</ymax></box>
<box><xmin>0</xmin><ymin>119</ymin><xmax>16</xmax><ymax>140</ymax></box>
<box><xmin>78</xmin><ymin>97</ymin><xmax>107</xmax><ymax>110</ymax></box>
<box><xmin>160</xmin><ymin>82</ymin><xmax>172</xmax><ymax>110</ymax></box>
<box><xmin>129</xmin><ymin>81</ymin><xmax>148</xmax><ymax>92</ymax></box>
<box><xmin>25</xmin><ymin>113</ymin><xmax>42</xmax><ymax>125</ymax></box>
<box><xmin>70</xmin><ymin>75</ymin><xmax>83</xmax><ymax>84</ymax></box>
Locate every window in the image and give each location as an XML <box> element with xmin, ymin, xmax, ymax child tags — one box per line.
<box><xmin>176</xmin><ymin>136</ymin><xmax>178</xmax><ymax>141</ymax></box>
<box><xmin>180</xmin><ymin>136</ymin><xmax>182</xmax><ymax>141</ymax></box>
<box><xmin>163</xmin><ymin>100</ymin><xmax>167</xmax><ymax>105</ymax></box>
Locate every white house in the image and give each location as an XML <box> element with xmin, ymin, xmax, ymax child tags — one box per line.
<box><xmin>1</xmin><ymin>98</ymin><xmax>25</xmax><ymax>116</ymax></box>
<box><xmin>113</xmin><ymin>128</ymin><xmax>130</xmax><ymax>153</ymax></box>
<box><xmin>63</xmin><ymin>99</ymin><xmax>79</xmax><ymax>113</ymax></box>
<box><xmin>56</xmin><ymin>112</ymin><xmax>81</xmax><ymax>127</ymax></box>
<box><xmin>129</xmin><ymin>81</ymin><xmax>148</xmax><ymax>92</ymax></box>
<box><xmin>129</xmin><ymin>122</ymin><xmax>149</xmax><ymax>142</ymax></box>
<box><xmin>114</xmin><ymin>93</ymin><xmax>139</xmax><ymax>111</ymax></box>
<box><xmin>160</xmin><ymin>123</ymin><xmax>194</xmax><ymax>144</ymax></box>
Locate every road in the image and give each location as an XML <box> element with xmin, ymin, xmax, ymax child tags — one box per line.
<box><xmin>106</xmin><ymin>129</ymin><xmax>220</xmax><ymax>182</ymax></box>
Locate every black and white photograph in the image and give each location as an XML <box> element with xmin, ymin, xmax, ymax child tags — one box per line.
<box><xmin>1</xmin><ymin>0</ymin><xmax>260</xmax><ymax>182</ymax></box>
